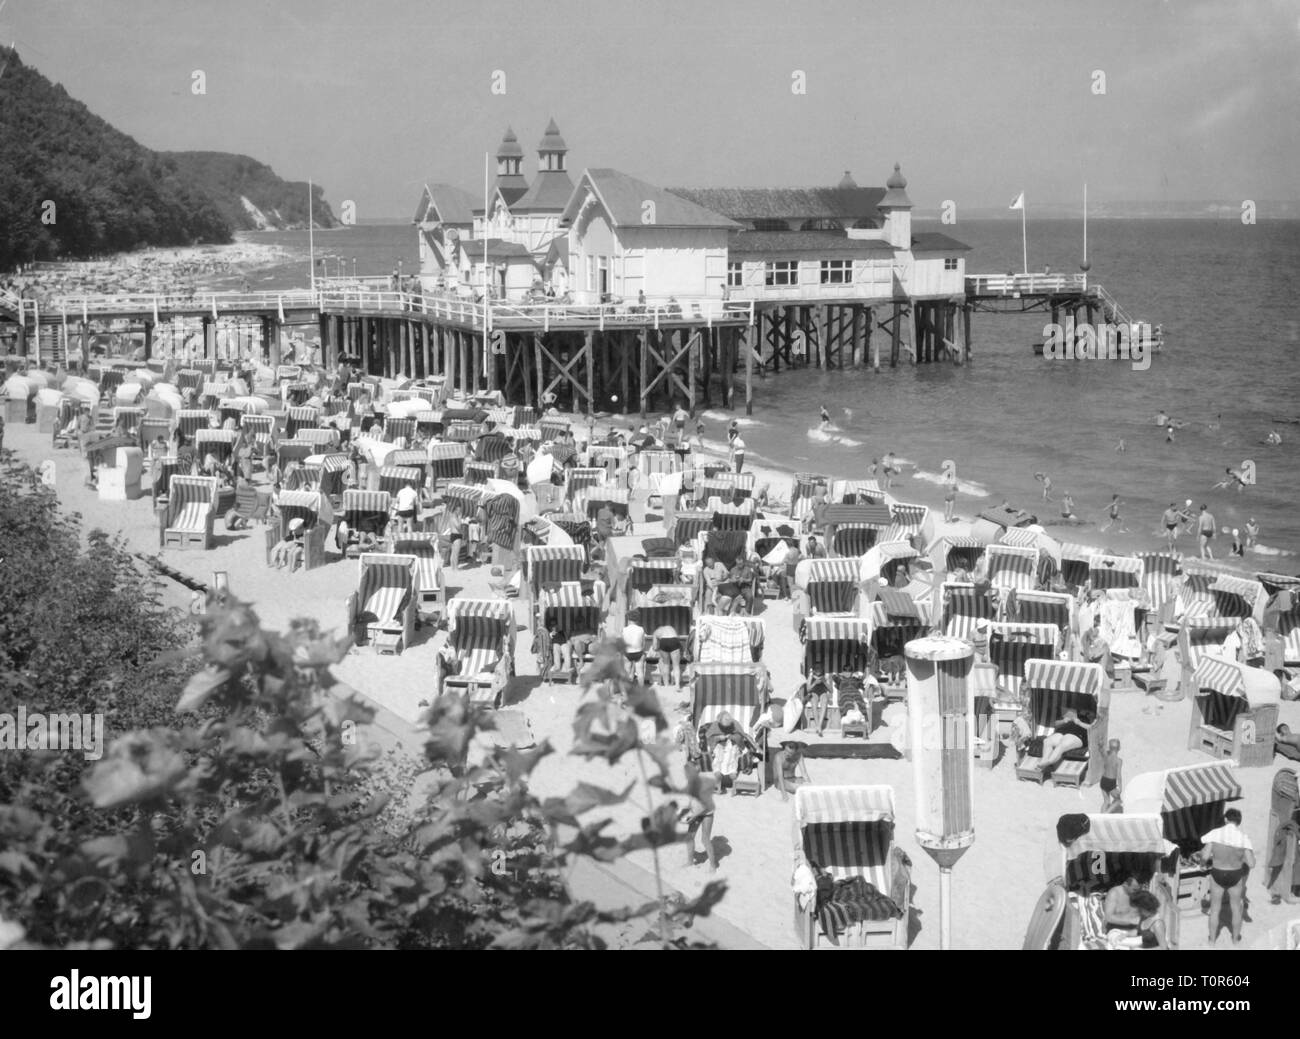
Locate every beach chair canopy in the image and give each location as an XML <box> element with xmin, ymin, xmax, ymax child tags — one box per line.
<box><xmin>940</xmin><ymin>582</ymin><xmax>995</xmax><ymax>641</ymax></box>
<box><xmin>276</xmin><ymin>488</ymin><xmax>333</xmax><ymax>528</ymax></box>
<box><xmin>1193</xmin><ymin>656</ymin><xmax>1280</xmax><ymax>706</ymax></box>
<box><xmin>1124</xmin><ymin>761</ymin><xmax>1242</xmax><ymax>818</ymax></box>
<box><xmin>986</xmin><ymin>543</ymin><xmax>1038</xmax><ymax>590</ymax></box>
<box><xmin>1060</xmin><ymin>813</ymin><xmax>1170</xmax><ymax>858</ymax></box>
<box><xmin>626</xmin><ymin>556</ymin><xmax>681</xmax><ymax>592</ymax></box>
<box><xmin>803</xmin><ymin>615</ymin><xmax>873</xmax><ymax>646</ymax></box>
<box><xmin>635</xmin><ymin>583</ymin><xmax>695</xmax><ymax>636</ymax></box>
<box><xmin>1138</xmin><ymin>552</ymin><xmax>1183</xmax><ymax>609</ymax></box>
<box><xmin>1256</xmin><ymin>572</ymin><xmax>1300</xmax><ymax>596</ymax></box>
<box><xmin>539</xmin><ymin>581</ymin><xmax>603</xmax><ymax>635</ymax></box>
<box><xmin>1007</xmin><ymin>589</ymin><xmax>1073</xmax><ymax>630</ymax></box>
<box><xmin>446</xmin><ymin>597</ymin><xmax>514</xmax><ymax>676</ymax></box>
<box><xmin>1088</xmin><ymin>553</ymin><xmax>1141</xmax><ymax>590</ymax></box>
<box><xmin>526</xmin><ymin>544</ymin><xmax>586</xmax><ymax>591</ymax></box>
<box><xmin>795</xmin><ymin>784</ymin><xmax>896</xmax><ymax>827</ymax></box>
<box><xmin>795</xmin><ymin>557</ymin><xmax>860</xmax><ymax>592</ymax></box>
<box><xmin>1209</xmin><ymin>574</ymin><xmax>1267</xmax><ymax>622</ymax></box>
<box><xmin>391</xmin><ymin>536</ymin><xmax>442</xmax><ymax>594</ymax></box>
<box><xmin>1024</xmin><ymin>658</ymin><xmax>1105</xmax><ymax>732</ymax></box>
<box><xmin>882</xmin><ymin>503</ymin><xmax>929</xmax><ymax>546</ymax></box>
<box><xmin>822</xmin><ymin>503</ymin><xmax>891</xmax><ymax>528</ymax></box>
<box><xmin>829</xmin><ymin>479</ymin><xmax>883</xmax><ymax>503</ymax></box>
<box><xmin>166</xmin><ymin>476</ymin><xmax>218</xmax><ymax>529</ymax></box>
<box><xmin>691</xmin><ymin>663</ymin><xmax>764</xmax><ymax>730</ymax></box>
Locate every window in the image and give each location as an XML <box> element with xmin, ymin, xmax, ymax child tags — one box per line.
<box><xmin>751</xmin><ymin>219</ymin><xmax>790</xmax><ymax>232</ymax></box>
<box><xmin>764</xmin><ymin>260</ymin><xmax>798</xmax><ymax>287</ymax></box>
<box><xmin>586</xmin><ymin>256</ymin><xmax>596</xmax><ymax>292</ymax></box>
<box><xmin>727</xmin><ymin>262</ymin><xmax>743</xmax><ymax>288</ymax></box>
<box><xmin>944</xmin><ymin>257</ymin><xmax>959</xmax><ymax>271</ymax></box>
<box><xmin>820</xmin><ymin>260</ymin><xmax>852</xmax><ymax>284</ymax></box>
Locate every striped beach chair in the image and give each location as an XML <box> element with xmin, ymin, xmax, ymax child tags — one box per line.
<box><xmin>625</xmin><ymin>556</ymin><xmax>681</xmax><ymax>597</ymax></box>
<box><xmin>881</xmin><ymin>502</ymin><xmax>928</xmax><ymax>546</ymax></box>
<box><xmin>986</xmin><ymin>543</ymin><xmax>1038</xmax><ymax>593</ymax></box>
<box><xmin>941</xmin><ymin>582</ymin><xmax>995</xmax><ymax>641</ymax></box>
<box><xmin>638</xmin><ymin>449</ymin><xmax>680</xmax><ymax>480</ymax></box>
<box><xmin>798</xmin><ymin>558</ymin><xmax>861</xmax><ymax>616</ymax></box>
<box><xmin>789</xmin><ymin>472</ymin><xmax>828</xmax><ymax>527</ymax></box>
<box><xmin>549</xmin><ymin>514</ymin><xmax>593</xmax><ymax>555</ymax></box>
<box><xmin>427</xmin><ymin>441</ymin><xmax>467</xmax><ymax>488</ymax></box>
<box><xmin>151</xmin><ymin>456</ymin><xmax>185</xmax><ymax>501</ymax></box>
<box><xmin>163</xmin><ymin>475</ymin><xmax>219</xmax><ymax>550</ymax></box>
<box><xmin>1277</xmin><ymin>599</ymin><xmax>1300</xmax><ymax>666</ymax></box>
<box><xmin>564</xmin><ymin>467</ymin><xmax>606</xmax><ymax>503</ymax></box>
<box><xmin>219</xmin><ymin>395</ymin><xmax>261</xmax><ymax>426</ymax></box>
<box><xmin>539</xmin><ymin>419</ymin><xmax>570</xmax><ymax>443</ymax></box>
<box><xmin>391</xmin><ymin>535</ymin><xmax>445</xmax><ymax>621</ymax></box>
<box><xmin>1058</xmin><ymin>542</ymin><xmax>1092</xmax><ymax>592</ymax></box>
<box><xmin>336</xmin><ymin>489</ymin><xmax>392</xmax><ymax>555</ymax></box>
<box><xmin>1139</xmin><ymin>552</ymin><xmax>1184</xmax><ymax>614</ymax></box>
<box><xmin>802</xmin><ymin>616</ymin><xmax>874</xmax><ymax>728</ymax></box>
<box><xmin>482</xmin><ymin>490</ymin><xmax>520</xmax><ymax>552</ymax></box>
<box><xmin>1176</xmin><ymin>559</ymin><xmax>1236</xmax><ymax>620</ymax></box>
<box><xmin>176</xmin><ymin>409</ymin><xmax>210</xmax><ymax>438</ymax></box>
<box><xmin>694</xmin><ymin>615</ymin><xmax>764</xmax><ymax>665</ymax></box>
<box><xmin>1035</xmin><ymin>814</ymin><xmax>1177</xmax><ymax>951</ymax></box>
<box><xmin>240</xmin><ymin>412</ymin><xmax>274</xmax><ymax>454</ymax></box>
<box><xmin>587</xmin><ymin>444</ymin><xmax>628</xmax><ymax>483</ymax></box>
<box><xmin>110</xmin><ymin>405</ymin><xmax>144</xmax><ymax>436</ymax></box>
<box><xmin>194</xmin><ymin>427</ymin><xmax>238</xmax><ymax>466</ymax></box>
<box><xmin>445</xmin><ymin>419</ymin><xmax>480</xmax><ymax>444</ymax></box>
<box><xmin>295</xmin><ymin>427</ymin><xmax>337</xmax><ymax>453</ymax></box>
<box><xmin>707</xmin><ymin>497</ymin><xmax>754</xmax><ymax>534</ymax></box>
<box><xmin>634</xmin><ymin>583</ymin><xmax>695</xmax><ymax>645</ymax></box>
<box><xmin>281</xmin><ymin>381</ymin><xmax>311</xmax><ymax>407</ymax></box>
<box><xmin>276</xmin><ymin>364</ymin><xmax>302</xmax><ymax>384</ymax></box>
<box><xmin>1256</xmin><ymin>572</ymin><xmax>1300</xmax><ymax>597</ymax></box>
<box><xmin>266</xmin><ymin>489</ymin><xmax>333</xmax><ymax>571</ymax></box>
<box><xmin>346</xmin><ymin>553</ymin><xmax>417</xmax><ymax>654</ymax></box>
<box><xmin>525</xmin><ymin>544</ymin><xmax>586</xmax><ymax>602</ymax></box>
<box><xmin>870</xmin><ymin>595</ymin><xmax>932</xmax><ymax>663</ymax></box>
<box><xmin>829</xmin><ymin>478</ymin><xmax>884</xmax><ymax>504</ymax></box>
<box><xmin>691</xmin><ymin>663</ymin><xmax>766</xmax><ymax>796</ymax></box>
<box><xmin>378</xmin><ymin>465</ymin><xmax>423</xmax><ymax>498</ymax></box>
<box><xmin>284</xmin><ymin>406</ymin><xmax>319</xmax><ymax>438</ymax></box>
<box><xmin>439</xmin><ymin>597</ymin><xmax>515</xmax><ymax>708</ymax></box>
<box><xmin>463</xmin><ymin>460</ymin><xmax>496</xmax><ymax>484</ymax></box>
<box><xmin>792</xmin><ymin>785</ymin><xmax>911</xmax><ymax>950</ymax></box>
<box><xmin>671</xmin><ymin>510</ymin><xmax>713</xmax><ymax>548</ymax></box>
<box><xmin>440</xmin><ymin>480</ymin><xmax>485</xmax><ymax>516</ymax></box>
<box><xmin>198</xmin><ymin>380</ymin><xmax>229</xmax><ymax>409</ymax></box>
<box><xmin>1088</xmin><ymin>553</ymin><xmax>1141</xmax><ymax>592</ymax></box>
<box><xmin>1186</xmin><ymin>656</ymin><xmax>1281</xmax><ymax>767</ymax></box>
<box><xmin>1015</xmin><ymin>659</ymin><xmax>1108</xmax><ymax>788</ymax></box>
<box><xmin>538</xmin><ymin>582</ymin><xmax>604</xmax><ymax>648</ymax></box>
<box><xmin>175</xmin><ymin>369</ymin><xmax>204</xmax><ymax>394</ymax></box>
<box><xmin>1007</xmin><ymin>588</ymin><xmax>1074</xmax><ymax>654</ymax></box>
<box><xmin>1209</xmin><ymin>574</ymin><xmax>1267</xmax><ymax>625</ymax></box>
<box><xmin>383</xmin><ymin>416</ymin><xmax>416</xmax><ymax>445</ymax></box>
<box><xmin>386</xmin><ymin>449</ymin><xmax>429</xmax><ymax>488</ymax></box>
<box><xmin>276</xmin><ymin>438</ymin><xmax>315</xmax><ymax>469</ymax></box>
<box><xmin>987</xmin><ymin>621</ymin><xmax>1060</xmax><ymax>700</ymax></box>
<box><xmin>875</xmin><ymin>541</ymin><xmax>920</xmax><ymax>587</ymax></box>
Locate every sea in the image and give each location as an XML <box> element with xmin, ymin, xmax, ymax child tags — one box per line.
<box><xmin>244</xmin><ymin>218</ymin><xmax>1300</xmax><ymax>561</ymax></box>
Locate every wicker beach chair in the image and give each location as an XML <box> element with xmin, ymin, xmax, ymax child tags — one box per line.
<box><xmin>438</xmin><ymin>597</ymin><xmax>515</xmax><ymax>708</ymax></box>
<box><xmin>163</xmin><ymin>475</ymin><xmax>219</xmax><ymax>550</ymax></box>
<box><xmin>345</xmin><ymin>553</ymin><xmax>417</xmax><ymax>654</ymax></box>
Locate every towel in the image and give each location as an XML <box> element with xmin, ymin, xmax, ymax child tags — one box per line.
<box><xmin>1100</xmin><ymin>599</ymin><xmax>1141</xmax><ymax>658</ymax></box>
<box><xmin>793</xmin><ymin>862</ymin><xmax>818</xmax><ymax>913</ymax></box>
<box><xmin>817</xmin><ymin>876</ymin><xmax>902</xmax><ymax>938</ymax></box>
<box><xmin>697</xmin><ymin>617</ymin><xmax>752</xmax><ymax>664</ymax></box>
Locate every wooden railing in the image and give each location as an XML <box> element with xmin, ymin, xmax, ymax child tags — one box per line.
<box><xmin>9</xmin><ymin>288</ymin><xmax>754</xmax><ymax>329</ymax></box>
<box><xmin>965</xmin><ymin>273</ymin><xmax>1087</xmax><ymax>295</ymax></box>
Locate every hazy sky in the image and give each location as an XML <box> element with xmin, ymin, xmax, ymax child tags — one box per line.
<box><xmin>7</xmin><ymin>0</ymin><xmax>1299</xmax><ymax>216</ymax></box>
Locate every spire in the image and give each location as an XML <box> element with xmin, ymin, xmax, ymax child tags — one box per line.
<box><xmin>497</xmin><ymin>126</ymin><xmax>523</xmax><ymax>160</ymax></box>
<box><xmin>838</xmin><ymin>170</ymin><xmax>858</xmax><ymax>189</ymax></box>
<box><xmin>537</xmin><ymin>118</ymin><xmax>568</xmax><ymax>171</ymax></box>
<box><xmin>879</xmin><ymin>162</ymin><xmax>913</xmax><ymax>208</ymax></box>
<box><xmin>493</xmin><ymin>126</ymin><xmax>529</xmax><ymax>202</ymax></box>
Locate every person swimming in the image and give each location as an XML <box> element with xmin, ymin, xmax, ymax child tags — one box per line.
<box><xmin>1034</xmin><ymin>472</ymin><xmax>1053</xmax><ymax>501</ymax></box>
<box><xmin>1060</xmin><ymin>492</ymin><xmax>1076</xmax><ymax>520</ymax></box>
<box><xmin>1166</xmin><ymin>425</ymin><xmax>1175</xmax><ymax>443</ymax></box>
<box><xmin>819</xmin><ymin>405</ymin><xmax>831</xmax><ymax>429</ymax></box>
<box><xmin>1265</xmin><ymin>430</ymin><xmax>1282</xmax><ymax>445</ymax></box>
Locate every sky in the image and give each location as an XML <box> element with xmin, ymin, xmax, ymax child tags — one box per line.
<box><xmin>6</xmin><ymin>0</ymin><xmax>1299</xmax><ymax>217</ymax></box>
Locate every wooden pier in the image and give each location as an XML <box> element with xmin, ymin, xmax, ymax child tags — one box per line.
<box><xmin>0</xmin><ymin>272</ymin><xmax>1142</xmax><ymax>417</ymax></box>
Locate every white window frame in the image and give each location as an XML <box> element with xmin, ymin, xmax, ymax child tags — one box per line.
<box><xmin>764</xmin><ymin>260</ymin><xmax>798</xmax><ymax>287</ymax></box>
<box><xmin>727</xmin><ymin>262</ymin><xmax>743</xmax><ymax>288</ymax></box>
<box><xmin>820</xmin><ymin>259</ymin><xmax>852</xmax><ymax>284</ymax></box>
<box><xmin>944</xmin><ymin>257</ymin><xmax>959</xmax><ymax>271</ymax></box>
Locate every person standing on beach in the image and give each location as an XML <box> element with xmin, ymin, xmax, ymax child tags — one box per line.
<box><xmin>1244</xmin><ymin>517</ymin><xmax>1260</xmax><ymax>551</ymax></box>
<box><xmin>1059</xmin><ymin>492</ymin><xmax>1076</xmax><ymax>521</ymax></box>
<box><xmin>882</xmin><ymin>451</ymin><xmax>898</xmax><ymax>490</ymax></box>
<box><xmin>943</xmin><ymin>475</ymin><xmax>957</xmax><ymax>523</ymax></box>
<box><xmin>1198</xmin><ymin>504</ymin><xmax>1216</xmax><ymax>559</ymax></box>
<box><xmin>1100</xmin><ymin>494</ymin><xmax>1125</xmax><ymax>533</ymax></box>
<box><xmin>1034</xmin><ymin>472</ymin><xmax>1053</xmax><ymax>501</ymax></box>
<box><xmin>1201</xmin><ymin>808</ymin><xmax>1254</xmax><ymax>945</ymax></box>
<box><xmin>729</xmin><ymin>434</ymin><xmax>746</xmax><ymax>474</ymax></box>
<box><xmin>1161</xmin><ymin>503</ymin><xmax>1183</xmax><ymax>548</ymax></box>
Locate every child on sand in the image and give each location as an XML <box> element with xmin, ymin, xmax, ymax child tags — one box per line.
<box><xmin>1100</xmin><ymin>739</ymin><xmax>1123</xmax><ymax>812</ymax></box>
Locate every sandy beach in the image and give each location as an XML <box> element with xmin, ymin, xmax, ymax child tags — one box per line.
<box><xmin>4</xmin><ymin>400</ymin><xmax>1297</xmax><ymax>951</ymax></box>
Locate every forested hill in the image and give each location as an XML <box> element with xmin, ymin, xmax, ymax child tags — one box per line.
<box><xmin>158</xmin><ymin>152</ymin><xmax>339</xmax><ymax>232</ymax></box>
<box><xmin>0</xmin><ymin>51</ymin><xmax>336</xmax><ymax>270</ymax></box>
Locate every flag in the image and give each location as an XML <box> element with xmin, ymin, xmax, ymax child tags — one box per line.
<box><xmin>277</xmin><ymin>295</ymin><xmax>286</xmax><ymax>323</ymax></box>
<box><xmin>1009</xmin><ymin>192</ymin><xmax>1025</xmax><ymax>210</ymax></box>
<box><xmin>152</xmin><ymin>296</ymin><xmax>159</xmax><ymax>324</ymax></box>
<box><xmin>211</xmin><ymin>296</ymin><xmax>219</xmax><ymax>319</ymax></box>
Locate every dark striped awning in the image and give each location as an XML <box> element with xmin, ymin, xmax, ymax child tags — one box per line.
<box><xmin>1163</xmin><ymin>762</ymin><xmax>1242</xmax><ymax>812</ymax></box>
<box><xmin>1024</xmin><ymin>659</ymin><xmax>1103</xmax><ymax>696</ymax></box>
<box><xmin>1064</xmin><ymin>814</ymin><xmax>1166</xmax><ymax>855</ymax></box>
<box><xmin>823</xmin><ymin>503</ymin><xmax>891</xmax><ymax>527</ymax></box>
<box><xmin>803</xmin><ymin>616</ymin><xmax>872</xmax><ymax>644</ymax></box>
<box><xmin>1193</xmin><ymin>656</ymin><xmax>1243</xmax><ymax>697</ymax></box>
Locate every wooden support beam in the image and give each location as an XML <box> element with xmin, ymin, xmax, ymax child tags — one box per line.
<box><xmin>688</xmin><ymin>326</ymin><xmax>697</xmax><ymax>415</ymax></box>
<box><xmin>584</xmin><ymin>331</ymin><xmax>594</xmax><ymax>416</ymax></box>
<box><xmin>744</xmin><ymin>321</ymin><xmax>754</xmax><ymax>416</ymax></box>
<box><xmin>638</xmin><ymin>329</ymin><xmax>648</xmax><ymax>419</ymax></box>
<box><xmin>890</xmin><ymin>303</ymin><xmax>901</xmax><ymax>367</ymax></box>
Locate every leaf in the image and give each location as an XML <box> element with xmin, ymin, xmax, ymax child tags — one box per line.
<box><xmin>570</xmin><ymin>700</ymin><xmax>640</xmax><ymax>764</ymax></box>
<box><xmin>176</xmin><ymin>664</ymin><xmax>232</xmax><ymax>712</ymax></box>
<box><xmin>80</xmin><ymin>835</ymin><xmax>130</xmax><ymax>865</ymax></box>
<box><xmin>83</xmin><ymin>731</ymin><xmax>188</xmax><ymax>809</ymax></box>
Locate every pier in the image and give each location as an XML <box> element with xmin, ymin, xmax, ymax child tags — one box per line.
<box><xmin>1</xmin><ymin>269</ymin><xmax>1146</xmax><ymax>416</ymax></box>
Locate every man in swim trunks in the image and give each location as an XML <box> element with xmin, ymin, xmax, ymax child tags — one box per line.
<box><xmin>1244</xmin><ymin>517</ymin><xmax>1259</xmax><ymax>551</ymax></box>
<box><xmin>819</xmin><ymin>405</ymin><xmax>831</xmax><ymax>429</ymax></box>
<box><xmin>1103</xmin><ymin>875</ymin><xmax>1143</xmax><ymax>929</ymax></box>
<box><xmin>1060</xmin><ymin>492</ymin><xmax>1076</xmax><ymax>521</ymax></box>
<box><xmin>1201</xmin><ymin>808</ymin><xmax>1255</xmax><ymax>944</ymax></box>
<box><xmin>1100</xmin><ymin>493</ymin><xmax>1125</xmax><ymax>533</ymax></box>
<box><xmin>1100</xmin><ymin>738</ymin><xmax>1123</xmax><ymax>812</ymax></box>
<box><xmin>1161</xmin><ymin>502</ymin><xmax>1182</xmax><ymax>548</ymax></box>
<box><xmin>1197</xmin><ymin>504</ymin><xmax>1216</xmax><ymax>559</ymax></box>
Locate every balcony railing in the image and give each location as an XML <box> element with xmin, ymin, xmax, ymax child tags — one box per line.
<box><xmin>965</xmin><ymin>273</ymin><xmax>1087</xmax><ymax>296</ymax></box>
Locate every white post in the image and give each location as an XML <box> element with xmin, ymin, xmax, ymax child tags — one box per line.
<box><xmin>308</xmin><ymin>179</ymin><xmax>316</xmax><ymax>291</ymax></box>
<box><xmin>1021</xmin><ymin>201</ymin><xmax>1028</xmax><ymax>275</ymax></box>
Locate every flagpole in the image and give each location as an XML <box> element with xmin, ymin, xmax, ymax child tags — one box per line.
<box><xmin>483</xmin><ymin>151</ymin><xmax>490</xmax><ymax>380</ymax></box>
<box><xmin>1021</xmin><ymin>197</ymin><xmax>1028</xmax><ymax>275</ymax></box>
<box><xmin>308</xmin><ymin>180</ymin><xmax>316</xmax><ymax>291</ymax></box>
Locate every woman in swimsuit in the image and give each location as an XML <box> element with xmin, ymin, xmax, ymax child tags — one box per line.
<box><xmin>1127</xmin><ymin>891</ymin><xmax>1168</xmax><ymax>949</ymax></box>
<box><xmin>1038</xmin><ymin>708</ymin><xmax>1091</xmax><ymax>771</ymax></box>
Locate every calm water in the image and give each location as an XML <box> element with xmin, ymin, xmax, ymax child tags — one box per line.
<box><xmin>248</xmin><ymin>219</ymin><xmax>1300</xmax><ymax>560</ymax></box>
